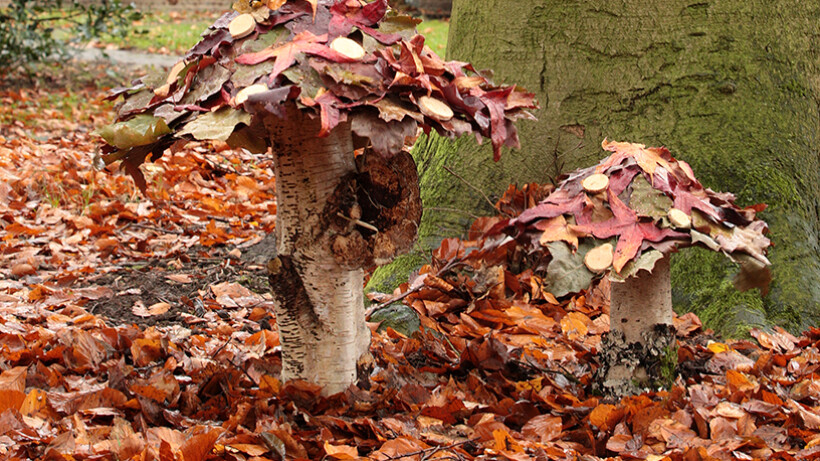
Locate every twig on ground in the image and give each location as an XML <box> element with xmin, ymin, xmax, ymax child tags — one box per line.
<box><xmin>119</xmin><ymin>222</ymin><xmax>185</xmax><ymax>235</ymax></box>
<box><xmin>517</xmin><ymin>359</ymin><xmax>583</xmax><ymax>386</ymax></box>
<box><xmin>382</xmin><ymin>438</ymin><xmax>476</xmax><ymax>460</ymax></box>
<box><xmin>212</xmin><ymin>337</ymin><xmax>258</xmax><ymax>384</ymax></box>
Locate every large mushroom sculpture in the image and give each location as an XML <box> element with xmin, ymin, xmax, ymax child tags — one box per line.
<box><xmin>96</xmin><ymin>0</ymin><xmax>536</xmax><ymax>394</ymax></box>
<box><xmin>492</xmin><ymin>139</ymin><xmax>771</xmax><ymax>396</ymax></box>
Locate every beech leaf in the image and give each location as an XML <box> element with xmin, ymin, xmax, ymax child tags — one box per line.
<box><xmin>629</xmin><ymin>174</ymin><xmax>673</xmax><ymax>220</ymax></box>
<box><xmin>543</xmin><ymin>240</ymin><xmax>596</xmax><ymax>297</ymax></box>
<box><xmin>178</xmin><ymin>107</ymin><xmax>252</xmax><ymax>141</ymax></box>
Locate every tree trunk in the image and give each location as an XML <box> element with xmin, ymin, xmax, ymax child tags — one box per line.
<box><xmin>372</xmin><ymin>0</ymin><xmax>820</xmax><ymax>337</ymax></box>
<box><xmin>263</xmin><ymin>105</ymin><xmax>370</xmax><ymax>395</ymax></box>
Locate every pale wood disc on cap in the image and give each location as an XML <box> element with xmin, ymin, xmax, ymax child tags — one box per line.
<box><xmin>584</xmin><ymin>243</ymin><xmax>614</xmax><ymax>273</ymax></box>
<box><xmin>668</xmin><ymin>208</ymin><xmax>692</xmax><ymax>229</ymax></box>
<box><xmin>229</xmin><ymin>13</ymin><xmax>256</xmax><ymax>39</ymax></box>
<box><xmin>418</xmin><ymin>95</ymin><xmax>454</xmax><ymax>121</ymax></box>
<box><xmin>329</xmin><ymin>36</ymin><xmax>366</xmax><ymax>60</ymax></box>
<box><xmin>582</xmin><ymin>173</ymin><xmax>609</xmax><ymax>194</ymax></box>
<box><xmin>235</xmin><ymin>83</ymin><xmax>270</xmax><ymax>105</ymax></box>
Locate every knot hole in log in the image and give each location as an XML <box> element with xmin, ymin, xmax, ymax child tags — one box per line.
<box><xmin>325</xmin><ymin>149</ymin><xmax>422</xmax><ymax>269</ymax></box>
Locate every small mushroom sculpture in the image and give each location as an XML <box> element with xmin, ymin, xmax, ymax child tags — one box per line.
<box><xmin>95</xmin><ymin>0</ymin><xmax>536</xmax><ymax>394</ymax></box>
<box><xmin>493</xmin><ymin>139</ymin><xmax>771</xmax><ymax>395</ymax></box>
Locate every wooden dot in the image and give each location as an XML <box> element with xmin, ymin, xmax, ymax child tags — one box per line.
<box><xmin>229</xmin><ymin>13</ymin><xmax>256</xmax><ymax>39</ymax></box>
<box><xmin>418</xmin><ymin>96</ymin><xmax>454</xmax><ymax>121</ymax></box>
<box><xmin>329</xmin><ymin>37</ymin><xmax>366</xmax><ymax>60</ymax></box>
<box><xmin>584</xmin><ymin>243</ymin><xmax>614</xmax><ymax>273</ymax></box>
<box><xmin>235</xmin><ymin>83</ymin><xmax>269</xmax><ymax>105</ymax></box>
<box><xmin>668</xmin><ymin>208</ymin><xmax>692</xmax><ymax>229</ymax></box>
<box><xmin>582</xmin><ymin>173</ymin><xmax>609</xmax><ymax>194</ymax></box>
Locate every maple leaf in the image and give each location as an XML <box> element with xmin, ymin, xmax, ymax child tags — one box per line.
<box><xmin>573</xmin><ymin>190</ymin><xmax>687</xmax><ymax>273</ymax></box>
<box><xmin>235</xmin><ymin>31</ymin><xmax>357</xmax><ymax>81</ymax></box>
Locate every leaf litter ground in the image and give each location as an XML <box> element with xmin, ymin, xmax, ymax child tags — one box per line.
<box><xmin>2</xmin><ymin>63</ymin><xmax>820</xmax><ymax>461</ymax></box>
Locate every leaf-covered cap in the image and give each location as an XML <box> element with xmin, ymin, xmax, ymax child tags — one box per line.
<box><xmin>97</xmin><ymin>0</ymin><xmax>536</xmax><ymax>187</ymax></box>
<box><xmin>492</xmin><ymin>139</ymin><xmax>772</xmax><ymax>296</ymax></box>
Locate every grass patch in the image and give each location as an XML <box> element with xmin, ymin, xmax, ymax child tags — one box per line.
<box><xmin>66</xmin><ymin>11</ymin><xmax>449</xmax><ymax>56</ymax></box>
<box><xmin>102</xmin><ymin>11</ymin><xmax>219</xmax><ymax>54</ymax></box>
<box><xmin>418</xmin><ymin>18</ymin><xmax>449</xmax><ymax>54</ymax></box>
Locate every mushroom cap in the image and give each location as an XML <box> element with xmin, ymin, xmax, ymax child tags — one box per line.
<box><xmin>489</xmin><ymin>139</ymin><xmax>772</xmax><ymax>297</ymax></box>
<box><xmin>95</xmin><ymin>0</ymin><xmax>536</xmax><ymax>188</ymax></box>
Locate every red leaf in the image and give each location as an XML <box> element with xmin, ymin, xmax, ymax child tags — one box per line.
<box><xmin>513</xmin><ymin>191</ymin><xmax>587</xmax><ymax>225</ymax></box>
<box><xmin>312</xmin><ymin>90</ymin><xmax>344</xmax><ymax>137</ymax></box>
<box><xmin>573</xmin><ymin>191</ymin><xmax>687</xmax><ymax>272</ymax></box>
<box><xmin>598</xmin><ymin>138</ymin><xmax>675</xmax><ymax>179</ymax></box>
<box><xmin>236</xmin><ymin>31</ymin><xmax>357</xmax><ymax>81</ymax></box>
<box><xmin>328</xmin><ymin>0</ymin><xmax>399</xmax><ymax>43</ymax></box>
<box><xmin>478</xmin><ymin>86</ymin><xmax>513</xmax><ymax>161</ymax></box>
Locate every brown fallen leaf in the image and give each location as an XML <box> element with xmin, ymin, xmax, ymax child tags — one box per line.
<box><xmin>166</xmin><ymin>274</ymin><xmax>193</xmax><ymax>283</ymax></box>
<box><xmin>132</xmin><ymin>301</ymin><xmax>171</xmax><ymax>317</ymax></box>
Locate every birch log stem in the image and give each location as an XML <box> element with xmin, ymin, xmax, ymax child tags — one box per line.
<box><xmin>263</xmin><ymin>105</ymin><xmax>370</xmax><ymax>395</ymax></box>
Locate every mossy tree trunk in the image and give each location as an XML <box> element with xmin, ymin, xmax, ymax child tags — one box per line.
<box><xmin>371</xmin><ymin>0</ymin><xmax>820</xmax><ymax>336</ymax></box>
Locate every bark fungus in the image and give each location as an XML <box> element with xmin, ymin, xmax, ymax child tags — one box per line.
<box><xmin>490</xmin><ymin>139</ymin><xmax>772</xmax><ymax>397</ymax></box>
<box><xmin>96</xmin><ymin>0</ymin><xmax>535</xmax><ymax>394</ymax></box>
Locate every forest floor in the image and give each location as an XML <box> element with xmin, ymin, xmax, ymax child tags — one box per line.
<box><xmin>1</xmin><ymin>61</ymin><xmax>820</xmax><ymax>461</ymax></box>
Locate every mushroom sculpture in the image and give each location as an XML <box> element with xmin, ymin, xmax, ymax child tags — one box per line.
<box><xmin>493</xmin><ymin>139</ymin><xmax>771</xmax><ymax>396</ymax></box>
<box><xmin>96</xmin><ymin>0</ymin><xmax>536</xmax><ymax>394</ymax></box>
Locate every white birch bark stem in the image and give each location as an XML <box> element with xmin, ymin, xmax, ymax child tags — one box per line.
<box><xmin>609</xmin><ymin>256</ymin><xmax>673</xmax><ymax>343</ymax></box>
<box><xmin>263</xmin><ymin>105</ymin><xmax>370</xmax><ymax>395</ymax></box>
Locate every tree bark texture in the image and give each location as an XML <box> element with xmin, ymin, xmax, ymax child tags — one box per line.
<box><xmin>263</xmin><ymin>106</ymin><xmax>371</xmax><ymax>395</ymax></box>
<box><xmin>373</xmin><ymin>0</ymin><xmax>820</xmax><ymax>335</ymax></box>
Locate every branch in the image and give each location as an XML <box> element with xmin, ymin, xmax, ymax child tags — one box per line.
<box><xmin>442</xmin><ymin>165</ymin><xmax>512</xmax><ymax>218</ymax></box>
<box><xmin>381</xmin><ymin>438</ymin><xmax>476</xmax><ymax>460</ymax></box>
<box><xmin>365</xmin><ymin>257</ymin><xmax>466</xmax><ymax>319</ymax></box>
<box><xmin>32</xmin><ymin>10</ymin><xmax>84</xmax><ymax>24</ymax></box>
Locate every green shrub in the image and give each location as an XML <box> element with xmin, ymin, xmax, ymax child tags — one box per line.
<box><xmin>0</xmin><ymin>0</ymin><xmax>141</xmax><ymax>69</ymax></box>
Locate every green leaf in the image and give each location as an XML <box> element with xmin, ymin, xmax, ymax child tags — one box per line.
<box><xmin>629</xmin><ymin>174</ymin><xmax>673</xmax><ymax>220</ymax></box>
<box><xmin>543</xmin><ymin>240</ymin><xmax>596</xmax><ymax>298</ymax></box>
<box><xmin>369</xmin><ymin>304</ymin><xmax>420</xmax><ymax>336</ymax></box>
<box><xmin>95</xmin><ymin>114</ymin><xmax>171</xmax><ymax>149</ymax></box>
<box><xmin>237</xmin><ymin>25</ymin><xmax>289</xmax><ymax>55</ymax></box>
<box><xmin>178</xmin><ymin>107</ymin><xmax>252</xmax><ymax>141</ymax></box>
<box><xmin>232</xmin><ymin>61</ymin><xmax>276</xmax><ymax>88</ymax></box>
